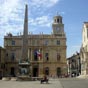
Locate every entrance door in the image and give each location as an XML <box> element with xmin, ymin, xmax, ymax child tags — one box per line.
<box><xmin>0</xmin><ymin>71</ymin><xmax>2</xmax><ymax>79</ymax></box>
<box><xmin>33</xmin><ymin>67</ymin><xmax>38</xmax><ymax>77</ymax></box>
<box><xmin>57</xmin><ymin>67</ymin><xmax>61</xmax><ymax>77</ymax></box>
<box><xmin>11</xmin><ymin>67</ymin><xmax>15</xmax><ymax>77</ymax></box>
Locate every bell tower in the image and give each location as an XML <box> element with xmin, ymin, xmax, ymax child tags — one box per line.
<box><xmin>52</xmin><ymin>15</ymin><xmax>65</xmax><ymax>36</ymax></box>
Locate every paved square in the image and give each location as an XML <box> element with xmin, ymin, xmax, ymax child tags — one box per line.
<box><xmin>0</xmin><ymin>79</ymin><xmax>63</xmax><ymax>88</ymax></box>
<box><xmin>59</xmin><ymin>78</ymin><xmax>88</xmax><ymax>88</ymax></box>
<box><xmin>0</xmin><ymin>78</ymin><xmax>88</xmax><ymax>88</ymax></box>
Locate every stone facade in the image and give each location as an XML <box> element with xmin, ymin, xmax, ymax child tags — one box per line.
<box><xmin>0</xmin><ymin>47</ymin><xmax>6</xmax><ymax>78</ymax></box>
<box><xmin>80</xmin><ymin>22</ymin><xmax>88</xmax><ymax>75</ymax></box>
<box><xmin>4</xmin><ymin>7</ymin><xmax>67</xmax><ymax>77</ymax></box>
<box><xmin>67</xmin><ymin>53</ymin><xmax>81</xmax><ymax>77</ymax></box>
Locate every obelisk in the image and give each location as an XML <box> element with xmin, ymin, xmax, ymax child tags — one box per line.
<box><xmin>18</xmin><ymin>5</ymin><xmax>31</xmax><ymax>80</ymax></box>
<box><xmin>22</xmin><ymin>4</ymin><xmax>28</xmax><ymax>62</ymax></box>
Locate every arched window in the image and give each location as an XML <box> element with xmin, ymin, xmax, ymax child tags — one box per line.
<box><xmin>57</xmin><ymin>19</ymin><xmax>59</xmax><ymax>23</ymax></box>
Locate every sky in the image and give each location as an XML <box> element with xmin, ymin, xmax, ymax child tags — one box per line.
<box><xmin>0</xmin><ymin>0</ymin><xmax>88</xmax><ymax>58</ymax></box>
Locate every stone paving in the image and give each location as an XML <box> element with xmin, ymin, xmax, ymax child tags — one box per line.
<box><xmin>0</xmin><ymin>78</ymin><xmax>63</xmax><ymax>88</ymax></box>
<box><xmin>0</xmin><ymin>78</ymin><xmax>88</xmax><ymax>88</ymax></box>
<box><xmin>59</xmin><ymin>78</ymin><xmax>88</xmax><ymax>88</ymax></box>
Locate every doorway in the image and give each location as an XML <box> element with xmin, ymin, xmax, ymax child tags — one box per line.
<box><xmin>11</xmin><ymin>67</ymin><xmax>15</xmax><ymax>77</ymax></box>
<box><xmin>33</xmin><ymin>67</ymin><xmax>38</xmax><ymax>77</ymax></box>
<box><xmin>57</xmin><ymin>67</ymin><xmax>61</xmax><ymax>77</ymax></box>
<box><xmin>0</xmin><ymin>71</ymin><xmax>2</xmax><ymax>79</ymax></box>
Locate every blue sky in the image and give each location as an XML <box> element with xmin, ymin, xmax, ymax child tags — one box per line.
<box><xmin>0</xmin><ymin>0</ymin><xmax>88</xmax><ymax>57</ymax></box>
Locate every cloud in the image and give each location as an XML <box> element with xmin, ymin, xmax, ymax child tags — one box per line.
<box><xmin>0</xmin><ymin>0</ymin><xmax>21</xmax><ymax>22</ymax></box>
<box><xmin>0</xmin><ymin>0</ymin><xmax>60</xmax><ymax>46</ymax></box>
<box><xmin>29</xmin><ymin>0</ymin><xmax>59</xmax><ymax>8</ymax></box>
<box><xmin>29</xmin><ymin>16</ymin><xmax>52</xmax><ymax>27</ymax></box>
<box><xmin>0</xmin><ymin>0</ymin><xmax>60</xmax><ymax>31</ymax></box>
<box><xmin>28</xmin><ymin>0</ymin><xmax>60</xmax><ymax>15</ymax></box>
<box><xmin>0</xmin><ymin>0</ymin><xmax>24</xmax><ymax>37</ymax></box>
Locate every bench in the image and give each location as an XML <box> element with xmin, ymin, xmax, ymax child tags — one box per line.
<box><xmin>32</xmin><ymin>77</ymin><xmax>42</xmax><ymax>81</ymax></box>
<box><xmin>41</xmin><ymin>78</ymin><xmax>48</xmax><ymax>84</ymax></box>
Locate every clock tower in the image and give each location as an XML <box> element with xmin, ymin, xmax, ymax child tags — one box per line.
<box><xmin>52</xmin><ymin>15</ymin><xmax>64</xmax><ymax>35</ymax></box>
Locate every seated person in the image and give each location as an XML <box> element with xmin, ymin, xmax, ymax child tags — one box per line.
<box><xmin>41</xmin><ymin>75</ymin><xmax>48</xmax><ymax>83</ymax></box>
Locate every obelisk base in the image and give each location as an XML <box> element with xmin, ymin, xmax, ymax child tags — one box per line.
<box><xmin>17</xmin><ymin>62</ymin><xmax>32</xmax><ymax>81</ymax></box>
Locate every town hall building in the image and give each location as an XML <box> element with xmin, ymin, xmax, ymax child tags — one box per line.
<box><xmin>4</xmin><ymin>5</ymin><xmax>67</xmax><ymax>77</ymax></box>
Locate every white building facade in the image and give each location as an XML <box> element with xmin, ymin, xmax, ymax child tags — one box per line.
<box><xmin>80</xmin><ymin>22</ymin><xmax>88</xmax><ymax>75</ymax></box>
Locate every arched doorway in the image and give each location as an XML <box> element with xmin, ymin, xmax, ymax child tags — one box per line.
<box><xmin>33</xmin><ymin>65</ymin><xmax>38</xmax><ymax>77</ymax></box>
<box><xmin>10</xmin><ymin>67</ymin><xmax>15</xmax><ymax>77</ymax></box>
<box><xmin>57</xmin><ymin>67</ymin><xmax>61</xmax><ymax>77</ymax></box>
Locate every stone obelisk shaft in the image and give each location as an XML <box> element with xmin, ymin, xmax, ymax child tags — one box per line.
<box><xmin>22</xmin><ymin>5</ymin><xmax>28</xmax><ymax>61</ymax></box>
